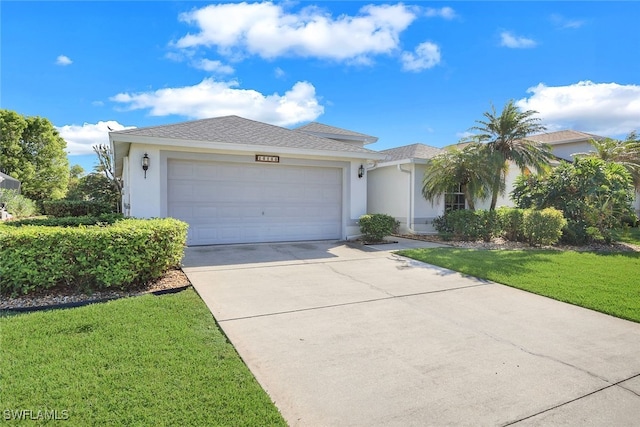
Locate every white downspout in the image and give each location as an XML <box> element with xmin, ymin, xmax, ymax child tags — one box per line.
<box><xmin>397</xmin><ymin>164</ymin><xmax>416</xmax><ymax>233</ymax></box>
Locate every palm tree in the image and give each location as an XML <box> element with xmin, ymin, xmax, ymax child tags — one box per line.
<box><xmin>422</xmin><ymin>143</ymin><xmax>498</xmax><ymax>211</ymax></box>
<box><xmin>468</xmin><ymin>100</ymin><xmax>554</xmax><ymax>210</ymax></box>
<box><xmin>583</xmin><ymin>132</ymin><xmax>640</xmax><ymax>190</ymax></box>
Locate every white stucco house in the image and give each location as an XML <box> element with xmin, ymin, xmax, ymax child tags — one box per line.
<box><xmin>111</xmin><ymin>117</ymin><xmax>638</xmax><ymax>245</ymax></box>
<box><xmin>109</xmin><ymin>115</ymin><xmax>385</xmax><ymax>246</ymax></box>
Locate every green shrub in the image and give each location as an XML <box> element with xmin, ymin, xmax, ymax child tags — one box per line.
<box><xmin>0</xmin><ymin>218</ymin><xmax>188</xmax><ymax>296</ymax></box>
<box><xmin>359</xmin><ymin>213</ymin><xmax>399</xmax><ymax>242</ymax></box>
<box><xmin>561</xmin><ymin>219</ymin><xmax>590</xmax><ymax>245</ymax></box>
<box><xmin>4</xmin><ymin>213</ymin><xmax>123</xmax><ymax>227</ymax></box>
<box><xmin>0</xmin><ymin>189</ymin><xmax>38</xmax><ymax>218</ymax></box>
<box><xmin>522</xmin><ymin>208</ymin><xmax>567</xmax><ymax>246</ymax></box>
<box><xmin>42</xmin><ymin>200</ymin><xmax>113</xmax><ymax>217</ymax></box>
<box><xmin>497</xmin><ymin>207</ymin><xmax>525</xmax><ymax>242</ymax></box>
<box><xmin>433</xmin><ymin>210</ymin><xmax>499</xmax><ymax>242</ymax></box>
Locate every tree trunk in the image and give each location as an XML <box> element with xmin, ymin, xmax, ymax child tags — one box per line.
<box><xmin>463</xmin><ymin>185</ymin><xmax>475</xmax><ymax>211</ymax></box>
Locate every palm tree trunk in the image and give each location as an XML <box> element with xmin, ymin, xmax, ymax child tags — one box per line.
<box><xmin>489</xmin><ymin>178</ymin><xmax>500</xmax><ymax>211</ymax></box>
<box><xmin>463</xmin><ymin>185</ymin><xmax>476</xmax><ymax>211</ymax></box>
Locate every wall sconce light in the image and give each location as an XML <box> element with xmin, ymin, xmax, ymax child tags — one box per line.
<box><xmin>142</xmin><ymin>153</ymin><xmax>149</xmax><ymax>179</ymax></box>
<box><xmin>358</xmin><ymin>164</ymin><xmax>365</xmax><ymax>179</ymax></box>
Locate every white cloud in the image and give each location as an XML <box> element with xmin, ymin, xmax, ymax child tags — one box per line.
<box><xmin>401</xmin><ymin>41</ymin><xmax>441</xmax><ymax>72</ymax></box>
<box><xmin>57</xmin><ymin>121</ymin><xmax>136</xmax><ymax>155</ymax></box>
<box><xmin>516</xmin><ymin>81</ymin><xmax>640</xmax><ymax>137</ymax></box>
<box><xmin>110</xmin><ymin>78</ymin><xmax>323</xmax><ymax>126</ymax></box>
<box><xmin>56</xmin><ymin>55</ymin><xmax>72</xmax><ymax>66</ymax></box>
<box><xmin>550</xmin><ymin>14</ymin><xmax>585</xmax><ymax>29</ymax></box>
<box><xmin>193</xmin><ymin>59</ymin><xmax>235</xmax><ymax>74</ymax></box>
<box><xmin>174</xmin><ymin>2</ymin><xmax>417</xmax><ymax>63</ymax></box>
<box><xmin>425</xmin><ymin>7</ymin><xmax>456</xmax><ymax>20</ymax></box>
<box><xmin>500</xmin><ymin>31</ymin><xmax>537</xmax><ymax>48</ymax></box>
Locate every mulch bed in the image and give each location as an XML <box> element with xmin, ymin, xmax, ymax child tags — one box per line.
<box><xmin>393</xmin><ymin>234</ymin><xmax>640</xmax><ymax>252</ymax></box>
<box><xmin>1</xmin><ymin>269</ymin><xmax>192</xmax><ymax>312</ymax></box>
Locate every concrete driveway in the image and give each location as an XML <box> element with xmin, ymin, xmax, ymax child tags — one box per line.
<box><xmin>183</xmin><ymin>239</ymin><xmax>640</xmax><ymax>426</ymax></box>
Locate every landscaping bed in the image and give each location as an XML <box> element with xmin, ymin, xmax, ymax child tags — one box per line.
<box><xmin>0</xmin><ymin>269</ymin><xmax>191</xmax><ymax>312</ymax></box>
<box><xmin>395</xmin><ymin>233</ymin><xmax>640</xmax><ymax>252</ymax></box>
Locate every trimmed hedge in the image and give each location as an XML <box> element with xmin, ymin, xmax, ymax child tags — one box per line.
<box><xmin>497</xmin><ymin>207</ymin><xmax>525</xmax><ymax>242</ymax></box>
<box><xmin>523</xmin><ymin>208</ymin><xmax>567</xmax><ymax>246</ymax></box>
<box><xmin>2</xmin><ymin>214</ymin><xmax>123</xmax><ymax>228</ymax></box>
<box><xmin>42</xmin><ymin>200</ymin><xmax>113</xmax><ymax>217</ymax></box>
<box><xmin>0</xmin><ymin>218</ymin><xmax>188</xmax><ymax>296</ymax></box>
<box><xmin>359</xmin><ymin>213</ymin><xmax>399</xmax><ymax>242</ymax></box>
<box><xmin>433</xmin><ymin>207</ymin><xmax>567</xmax><ymax>246</ymax></box>
<box><xmin>432</xmin><ymin>210</ymin><xmax>500</xmax><ymax>242</ymax></box>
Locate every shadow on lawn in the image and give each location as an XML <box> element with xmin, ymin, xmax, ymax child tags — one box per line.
<box><xmin>397</xmin><ymin>247</ymin><xmax>640</xmax><ymax>281</ymax></box>
<box><xmin>396</xmin><ymin>248</ymin><xmax>559</xmax><ymax>279</ymax></box>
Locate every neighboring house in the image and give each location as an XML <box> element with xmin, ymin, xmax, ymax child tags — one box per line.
<box><xmin>0</xmin><ymin>171</ymin><xmax>21</xmax><ymax>192</ymax></box>
<box><xmin>110</xmin><ymin>115</ymin><xmax>385</xmax><ymax>246</ymax></box>
<box><xmin>528</xmin><ymin>129</ymin><xmax>603</xmax><ymax>161</ymax></box>
<box><xmin>367</xmin><ymin>144</ymin><xmax>445</xmax><ymax>234</ymax></box>
<box><xmin>529</xmin><ymin>130</ymin><xmax>640</xmax><ymax>216</ymax></box>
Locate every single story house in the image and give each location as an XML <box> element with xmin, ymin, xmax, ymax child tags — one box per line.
<box><xmin>0</xmin><ymin>171</ymin><xmax>21</xmax><ymax>192</ymax></box>
<box><xmin>109</xmin><ymin>115</ymin><xmax>385</xmax><ymax>246</ymax></box>
<box><xmin>111</xmin><ymin>118</ymin><xmax>639</xmax><ymax>244</ymax></box>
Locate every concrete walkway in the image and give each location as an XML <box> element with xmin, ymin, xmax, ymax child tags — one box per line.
<box><xmin>183</xmin><ymin>238</ymin><xmax>640</xmax><ymax>426</ymax></box>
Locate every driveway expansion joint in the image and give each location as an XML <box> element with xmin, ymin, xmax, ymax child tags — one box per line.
<box><xmin>217</xmin><ymin>282</ymin><xmax>492</xmax><ymax>323</ymax></box>
<box><xmin>504</xmin><ymin>372</ymin><xmax>640</xmax><ymax>426</ymax></box>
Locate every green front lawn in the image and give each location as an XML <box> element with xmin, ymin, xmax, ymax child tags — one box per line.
<box><xmin>0</xmin><ymin>289</ymin><xmax>286</xmax><ymax>426</ymax></box>
<box><xmin>397</xmin><ymin>248</ymin><xmax>640</xmax><ymax>323</ymax></box>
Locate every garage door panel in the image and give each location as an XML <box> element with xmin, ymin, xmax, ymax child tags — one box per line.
<box><xmin>168</xmin><ymin>159</ymin><xmax>342</xmax><ymax>245</ymax></box>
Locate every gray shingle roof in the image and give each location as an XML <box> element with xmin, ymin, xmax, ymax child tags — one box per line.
<box><xmin>528</xmin><ymin>130</ymin><xmax>603</xmax><ymax>145</ymax></box>
<box><xmin>379</xmin><ymin>143</ymin><xmax>444</xmax><ymax>162</ymax></box>
<box><xmin>110</xmin><ymin>115</ymin><xmax>378</xmax><ymax>155</ymax></box>
<box><xmin>296</xmin><ymin>122</ymin><xmax>376</xmax><ymax>139</ymax></box>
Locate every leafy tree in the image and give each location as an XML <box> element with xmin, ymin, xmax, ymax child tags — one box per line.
<box><xmin>512</xmin><ymin>157</ymin><xmax>635</xmax><ymax>244</ymax></box>
<box><xmin>579</xmin><ymin>132</ymin><xmax>640</xmax><ymax>190</ymax></box>
<box><xmin>422</xmin><ymin>143</ymin><xmax>498</xmax><ymax>211</ymax></box>
<box><xmin>468</xmin><ymin>100</ymin><xmax>553</xmax><ymax>210</ymax></box>
<box><xmin>0</xmin><ymin>109</ymin><xmax>69</xmax><ymax>202</ymax></box>
<box><xmin>93</xmin><ymin>144</ymin><xmax>122</xmax><ymax>210</ymax></box>
<box><xmin>64</xmin><ymin>146</ymin><xmax>120</xmax><ymax>213</ymax></box>
<box><xmin>67</xmin><ymin>164</ymin><xmax>85</xmax><ymax>196</ymax></box>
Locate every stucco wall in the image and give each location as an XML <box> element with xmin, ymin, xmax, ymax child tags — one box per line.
<box><xmin>412</xmin><ymin>164</ymin><xmax>443</xmax><ymax>233</ymax></box>
<box><xmin>474</xmin><ymin>162</ymin><xmax>520</xmax><ymax>210</ymax></box>
<box><xmin>124</xmin><ymin>143</ymin><xmax>369</xmax><ymax>241</ymax></box>
<box><xmin>550</xmin><ymin>141</ymin><xmax>594</xmax><ymax>161</ymax></box>
<box><xmin>367</xmin><ymin>165</ymin><xmax>409</xmax><ymax>230</ymax></box>
<box><xmin>367</xmin><ymin>163</ymin><xmax>444</xmax><ymax>234</ymax></box>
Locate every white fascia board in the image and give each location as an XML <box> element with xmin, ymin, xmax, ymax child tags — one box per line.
<box><xmin>110</xmin><ymin>135</ymin><xmax>131</xmax><ymax>178</ymax></box>
<box><xmin>109</xmin><ymin>134</ymin><xmax>387</xmax><ymax>161</ymax></box>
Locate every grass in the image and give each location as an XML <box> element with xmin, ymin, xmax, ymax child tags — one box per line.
<box><xmin>614</xmin><ymin>226</ymin><xmax>640</xmax><ymax>246</ymax></box>
<box><xmin>0</xmin><ymin>289</ymin><xmax>286</xmax><ymax>426</ymax></box>
<box><xmin>397</xmin><ymin>248</ymin><xmax>640</xmax><ymax>323</ymax></box>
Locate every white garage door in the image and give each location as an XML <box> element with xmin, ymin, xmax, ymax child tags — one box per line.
<box><xmin>167</xmin><ymin>159</ymin><xmax>343</xmax><ymax>245</ymax></box>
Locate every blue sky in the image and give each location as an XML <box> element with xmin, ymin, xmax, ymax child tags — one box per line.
<box><xmin>3</xmin><ymin>1</ymin><xmax>640</xmax><ymax>173</ymax></box>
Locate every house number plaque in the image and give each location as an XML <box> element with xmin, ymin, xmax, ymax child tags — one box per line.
<box><xmin>255</xmin><ymin>155</ymin><xmax>280</xmax><ymax>163</ymax></box>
